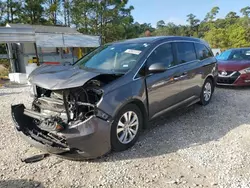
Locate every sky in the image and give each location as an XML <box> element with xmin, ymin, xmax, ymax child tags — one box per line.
<box><xmin>129</xmin><ymin>0</ymin><xmax>250</xmax><ymax>27</ymax></box>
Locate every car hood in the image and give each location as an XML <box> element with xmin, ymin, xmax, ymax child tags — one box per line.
<box><xmin>28</xmin><ymin>64</ymin><xmax>101</xmax><ymax>90</ymax></box>
<box><xmin>218</xmin><ymin>60</ymin><xmax>250</xmax><ymax>71</ymax></box>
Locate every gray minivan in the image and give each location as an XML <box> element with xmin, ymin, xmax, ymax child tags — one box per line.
<box><xmin>12</xmin><ymin>36</ymin><xmax>218</xmax><ymax>159</ymax></box>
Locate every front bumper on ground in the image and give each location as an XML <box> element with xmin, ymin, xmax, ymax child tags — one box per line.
<box><xmin>11</xmin><ymin>104</ymin><xmax>112</xmax><ymax>160</ymax></box>
<box><xmin>217</xmin><ymin>72</ymin><xmax>250</xmax><ymax>86</ymax></box>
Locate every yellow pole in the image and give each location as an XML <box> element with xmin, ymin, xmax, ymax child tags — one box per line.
<box><xmin>78</xmin><ymin>48</ymin><xmax>82</xmax><ymax>59</ymax></box>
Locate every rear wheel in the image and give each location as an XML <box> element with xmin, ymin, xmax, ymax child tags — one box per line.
<box><xmin>199</xmin><ymin>78</ymin><xmax>214</xmax><ymax>106</ymax></box>
<box><xmin>111</xmin><ymin>104</ymin><xmax>142</xmax><ymax>152</ymax></box>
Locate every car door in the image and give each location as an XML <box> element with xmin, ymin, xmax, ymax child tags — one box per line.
<box><xmin>145</xmin><ymin>42</ymin><xmax>182</xmax><ymax>119</ymax></box>
<box><xmin>173</xmin><ymin>42</ymin><xmax>202</xmax><ymax>101</ymax></box>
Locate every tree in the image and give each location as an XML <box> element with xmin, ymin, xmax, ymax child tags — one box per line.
<box><xmin>21</xmin><ymin>0</ymin><xmax>45</xmax><ymax>24</ymax></box>
<box><xmin>5</xmin><ymin>0</ymin><xmax>22</xmax><ymax>23</ymax></box>
<box><xmin>71</xmin><ymin>0</ymin><xmax>136</xmax><ymax>43</ymax></box>
<box><xmin>227</xmin><ymin>24</ymin><xmax>250</xmax><ymax>48</ymax></box>
<box><xmin>45</xmin><ymin>0</ymin><xmax>62</xmax><ymax>25</ymax></box>
<box><xmin>156</xmin><ymin>20</ymin><xmax>165</xmax><ymax>28</ymax></box>
<box><xmin>62</xmin><ymin>0</ymin><xmax>71</xmax><ymax>26</ymax></box>
<box><xmin>204</xmin><ymin>27</ymin><xmax>228</xmax><ymax>49</ymax></box>
<box><xmin>240</xmin><ymin>6</ymin><xmax>250</xmax><ymax>17</ymax></box>
<box><xmin>210</xmin><ymin>6</ymin><xmax>220</xmax><ymax>20</ymax></box>
<box><xmin>204</xmin><ymin>6</ymin><xmax>220</xmax><ymax>22</ymax></box>
<box><xmin>71</xmin><ymin>0</ymin><xmax>91</xmax><ymax>33</ymax></box>
<box><xmin>0</xmin><ymin>1</ymin><xmax>6</xmax><ymax>25</ymax></box>
<box><xmin>226</xmin><ymin>11</ymin><xmax>239</xmax><ymax>19</ymax></box>
<box><xmin>186</xmin><ymin>13</ymin><xmax>200</xmax><ymax>36</ymax></box>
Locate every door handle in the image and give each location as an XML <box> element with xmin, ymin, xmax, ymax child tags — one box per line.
<box><xmin>173</xmin><ymin>72</ymin><xmax>188</xmax><ymax>80</ymax></box>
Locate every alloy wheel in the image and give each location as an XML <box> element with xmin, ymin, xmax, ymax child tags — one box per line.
<box><xmin>116</xmin><ymin>111</ymin><xmax>139</xmax><ymax>144</ymax></box>
<box><xmin>204</xmin><ymin>82</ymin><xmax>212</xmax><ymax>102</ymax></box>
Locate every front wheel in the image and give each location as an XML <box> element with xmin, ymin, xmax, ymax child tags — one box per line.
<box><xmin>111</xmin><ymin>104</ymin><xmax>142</xmax><ymax>152</ymax></box>
<box><xmin>199</xmin><ymin>78</ymin><xmax>214</xmax><ymax>106</ymax></box>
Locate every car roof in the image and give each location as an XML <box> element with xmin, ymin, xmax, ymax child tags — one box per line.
<box><xmin>112</xmin><ymin>36</ymin><xmax>207</xmax><ymax>45</ymax></box>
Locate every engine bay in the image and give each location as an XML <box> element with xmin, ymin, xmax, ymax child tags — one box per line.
<box><xmin>24</xmin><ymin>74</ymin><xmax>120</xmax><ymax>132</ymax></box>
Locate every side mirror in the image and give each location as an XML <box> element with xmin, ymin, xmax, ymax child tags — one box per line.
<box><xmin>148</xmin><ymin>63</ymin><xmax>167</xmax><ymax>74</ymax></box>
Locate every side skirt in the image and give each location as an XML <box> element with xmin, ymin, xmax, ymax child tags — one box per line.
<box><xmin>151</xmin><ymin>96</ymin><xmax>199</xmax><ymax>120</ymax></box>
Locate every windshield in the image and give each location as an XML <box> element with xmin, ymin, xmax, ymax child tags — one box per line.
<box><xmin>217</xmin><ymin>49</ymin><xmax>250</xmax><ymax>61</ymax></box>
<box><xmin>75</xmin><ymin>43</ymin><xmax>150</xmax><ymax>73</ymax></box>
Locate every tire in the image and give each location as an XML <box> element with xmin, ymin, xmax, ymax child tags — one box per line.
<box><xmin>111</xmin><ymin>104</ymin><xmax>142</xmax><ymax>152</ymax></box>
<box><xmin>199</xmin><ymin>78</ymin><xmax>214</xmax><ymax>106</ymax></box>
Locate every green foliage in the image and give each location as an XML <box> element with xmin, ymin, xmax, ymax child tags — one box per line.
<box><xmin>240</xmin><ymin>6</ymin><xmax>250</xmax><ymax>17</ymax></box>
<box><xmin>204</xmin><ymin>27</ymin><xmax>228</xmax><ymax>49</ymax></box>
<box><xmin>21</xmin><ymin>0</ymin><xmax>46</xmax><ymax>24</ymax></box>
<box><xmin>156</xmin><ymin>20</ymin><xmax>165</xmax><ymax>29</ymax></box>
<box><xmin>71</xmin><ymin>0</ymin><xmax>146</xmax><ymax>43</ymax></box>
<box><xmin>153</xmin><ymin>6</ymin><xmax>250</xmax><ymax>50</ymax></box>
<box><xmin>0</xmin><ymin>1</ymin><xmax>250</xmax><ymax>51</ymax></box>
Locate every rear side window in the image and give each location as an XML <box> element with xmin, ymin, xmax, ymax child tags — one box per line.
<box><xmin>175</xmin><ymin>42</ymin><xmax>196</xmax><ymax>64</ymax></box>
<box><xmin>195</xmin><ymin>43</ymin><xmax>213</xmax><ymax>60</ymax></box>
<box><xmin>147</xmin><ymin>43</ymin><xmax>175</xmax><ymax>68</ymax></box>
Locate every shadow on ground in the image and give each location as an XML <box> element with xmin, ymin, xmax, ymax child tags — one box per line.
<box><xmin>91</xmin><ymin>88</ymin><xmax>250</xmax><ymax>162</ymax></box>
<box><xmin>0</xmin><ymin>179</ymin><xmax>44</xmax><ymax>188</ymax></box>
<box><xmin>216</xmin><ymin>85</ymin><xmax>250</xmax><ymax>90</ymax></box>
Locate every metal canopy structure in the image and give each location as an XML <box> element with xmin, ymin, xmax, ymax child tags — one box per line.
<box><xmin>0</xmin><ymin>24</ymin><xmax>100</xmax><ymax>47</ymax></box>
<box><xmin>0</xmin><ymin>27</ymin><xmax>35</xmax><ymax>43</ymax></box>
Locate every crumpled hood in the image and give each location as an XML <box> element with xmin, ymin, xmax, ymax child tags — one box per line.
<box><xmin>28</xmin><ymin>64</ymin><xmax>100</xmax><ymax>90</ymax></box>
<box><xmin>218</xmin><ymin>60</ymin><xmax>250</xmax><ymax>71</ymax></box>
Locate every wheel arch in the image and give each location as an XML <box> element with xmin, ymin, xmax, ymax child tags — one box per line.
<box><xmin>113</xmin><ymin>98</ymin><xmax>148</xmax><ymax>129</ymax></box>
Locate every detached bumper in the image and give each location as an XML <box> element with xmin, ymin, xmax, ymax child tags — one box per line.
<box><xmin>11</xmin><ymin>104</ymin><xmax>112</xmax><ymax>160</ymax></box>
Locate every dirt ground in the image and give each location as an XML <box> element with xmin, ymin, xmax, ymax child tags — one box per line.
<box><xmin>0</xmin><ymin>85</ymin><xmax>250</xmax><ymax>188</ymax></box>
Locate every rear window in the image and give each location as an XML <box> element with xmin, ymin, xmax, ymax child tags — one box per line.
<box><xmin>175</xmin><ymin>42</ymin><xmax>196</xmax><ymax>64</ymax></box>
<box><xmin>195</xmin><ymin>43</ymin><xmax>213</xmax><ymax>60</ymax></box>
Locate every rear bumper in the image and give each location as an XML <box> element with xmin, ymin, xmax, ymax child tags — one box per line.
<box><xmin>217</xmin><ymin>72</ymin><xmax>250</xmax><ymax>86</ymax></box>
<box><xmin>11</xmin><ymin>104</ymin><xmax>112</xmax><ymax>159</ymax></box>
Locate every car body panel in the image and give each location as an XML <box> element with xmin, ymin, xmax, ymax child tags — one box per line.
<box><xmin>145</xmin><ymin>66</ymin><xmax>181</xmax><ymax>119</ymax></box>
<box><xmin>217</xmin><ymin>60</ymin><xmax>250</xmax><ymax>86</ymax></box>
<box><xmin>218</xmin><ymin>60</ymin><xmax>250</xmax><ymax>71</ymax></box>
<box><xmin>98</xmin><ymin>77</ymin><xmax>148</xmax><ymax>120</ymax></box>
<box><xmin>12</xmin><ymin>104</ymin><xmax>111</xmax><ymax>159</ymax></box>
<box><xmin>28</xmin><ymin>64</ymin><xmax>101</xmax><ymax>90</ymax></box>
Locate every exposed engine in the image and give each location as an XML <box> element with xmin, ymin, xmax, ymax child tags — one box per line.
<box><xmin>24</xmin><ymin>75</ymin><xmax>119</xmax><ymax>132</ymax></box>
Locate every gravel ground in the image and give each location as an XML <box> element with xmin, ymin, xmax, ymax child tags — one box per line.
<box><xmin>1</xmin><ymin>85</ymin><xmax>250</xmax><ymax>188</ymax></box>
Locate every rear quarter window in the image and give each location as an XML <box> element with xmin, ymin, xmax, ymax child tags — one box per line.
<box><xmin>195</xmin><ymin>43</ymin><xmax>213</xmax><ymax>60</ymax></box>
<box><xmin>175</xmin><ymin>42</ymin><xmax>197</xmax><ymax>64</ymax></box>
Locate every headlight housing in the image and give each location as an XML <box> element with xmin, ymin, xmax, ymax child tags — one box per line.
<box><xmin>239</xmin><ymin>67</ymin><xmax>250</xmax><ymax>74</ymax></box>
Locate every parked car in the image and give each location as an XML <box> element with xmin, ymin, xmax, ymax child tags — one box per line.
<box><xmin>216</xmin><ymin>48</ymin><xmax>250</xmax><ymax>86</ymax></box>
<box><xmin>11</xmin><ymin>36</ymin><xmax>218</xmax><ymax>160</ymax></box>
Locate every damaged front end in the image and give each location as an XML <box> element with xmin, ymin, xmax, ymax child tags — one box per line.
<box><xmin>12</xmin><ymin>78</ymin><xmax>114</xmax><ymax>159</ymax></box>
